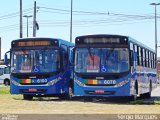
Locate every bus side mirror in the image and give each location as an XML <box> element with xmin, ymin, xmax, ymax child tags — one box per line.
<box><xmin>71</xmin><ymin>47</ymin><xmax>75</xmax><ymax>66</ymax></box>
<box><xmin>4</xmin><ymin>51</ymin><xmax>10</xmax><ymax>65</ymax></box>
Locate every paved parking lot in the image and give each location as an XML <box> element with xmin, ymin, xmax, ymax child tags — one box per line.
<box><xmin>151</xmin><ymin>84</ymin><xmax>160</xmax><ymax>97</ymax></box>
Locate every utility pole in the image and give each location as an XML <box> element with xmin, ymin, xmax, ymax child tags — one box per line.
<box><xmin>150</xmin><ymin>3</ymin><xmax>160</xmax><ymax>61</ymax></box>
<box><xmin>70</xmin><ymin>0</ymin><xmax>73</xmax><ymax>42</ymax></box>
<box><xmin>33</xmin><ymin>1</ymin><xmax>37</xmax><ymax>37</ymax></box>
<box><xmin>20</xmin><ymin>0</ymin><xmax>23</xmax><ymax>38</ymax></box>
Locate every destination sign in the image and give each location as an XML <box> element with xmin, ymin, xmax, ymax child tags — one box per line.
<box><xmin>17</xmin><ymin>41</ymin><xmax>51</xmax><ymax>46</ymax></box>
<box><xmin>75</xmin><ymin>35</ymin><xmax>128</xmax><ymax>45</ymax></box>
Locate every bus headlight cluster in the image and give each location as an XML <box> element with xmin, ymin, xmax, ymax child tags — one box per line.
<box><xmin>74</xmin><ymin>78</ymin><xmax>86</xmax><ymax>87</ymax></box>
<box><xmin>11</xmin><ymin>79</ymin><xmax>20</xmax><ymax>86</ymax></box>
<box><xmin>116</xmin><ymin>79</ymin><xmax>129</xmax><ymax>87</ymax></box>
<box><xmin>47</xmin><ymin>77</ymin><xmax>61</xmax><ymax>86</ymax></box>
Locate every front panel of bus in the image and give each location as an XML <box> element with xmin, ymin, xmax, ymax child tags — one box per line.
<box><xmin>74</xmin><ymin>35</ymin><xmax>131</xmax><ymax>97</ymax></box>
<box><xmin>10</xmin><ymin>39</ymin><xmax>71</xmax><ymax>95</ymax></box>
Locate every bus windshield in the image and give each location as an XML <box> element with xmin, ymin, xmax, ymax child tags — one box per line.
<box><xmin>75</xmin><ymin>48</ymin><xmax>129</xmax><ymax>73</ymax></box>
<box><xmin>11</xmin><ymin>49</ymin><xmax>60</xmax><ymax>73</ymax></box>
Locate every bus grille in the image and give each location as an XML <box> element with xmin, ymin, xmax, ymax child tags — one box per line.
<box><xmin>85</xmin><ymin>90</ymin><xmax>115</xmax><ymax>95</ymax></box>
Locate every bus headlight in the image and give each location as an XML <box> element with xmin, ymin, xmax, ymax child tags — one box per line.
<box><xmin>74</xmin><ymin>78</ymin><xmax>86</xmax><ymax>87</ymax></box>
<box><xmin>116</xmin><ymin>79</ymin><xmax>129</xmax><ymax>87</ymax></box>
<box><xmin>47</xmin><ymin>77</ymin><xmax>61</xmax><ymax>86</ymax></box>
<box><xmin>11</xmin><ymin>79</ymin><xmax>20</xmax><ymax>86</ymax></box>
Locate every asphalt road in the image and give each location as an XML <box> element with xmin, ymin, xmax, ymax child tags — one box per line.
<box><xmin>151</xmin><ymin>84</ymin><xmax>160</xmax><ymax>97</ymax></box>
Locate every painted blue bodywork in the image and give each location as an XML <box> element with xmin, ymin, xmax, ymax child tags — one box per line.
<box><xmin>10</xmin><ymin>71</ymin><xmax>72</xmax><ymax>95</ymax></box>
<box><xmin>74</xmin><ymin>74</ymin><xmax>131</xmax><ymax>97</ymax></box>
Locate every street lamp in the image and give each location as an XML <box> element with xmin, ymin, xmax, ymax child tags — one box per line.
<box><xmin>23</xmin><ymin>15</ymin><xmax>32</xmax><ymax>37</ymax></box>
<box><xmin>150</xmin><ymin>3</ymin><xmax>160</xmax><ymax>60</ymax></box>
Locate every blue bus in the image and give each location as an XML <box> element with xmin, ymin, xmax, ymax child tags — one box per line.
<box><xmin>73</xmin><ymin>34</ymin><xmax>157</xmax><ymax>100</ymax></box>
<box><xmin>10</xmin><ymin>37</ymin><xmax>74</xmax><ymax>100</ymax></box>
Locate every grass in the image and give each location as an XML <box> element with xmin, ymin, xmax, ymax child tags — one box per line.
<box><xmin>154</xmin><ymin>98</ymin><xmax>160</xmax><ymax>105</ymax></box>
<box><xmin>130</xmin><ymin>100</ymin><xmax>145</xmax><ymax>104</ymax></box>
<box><xmin>1</xmin><ymin>86</ymin><xmax>160</xmax><ymax>105</ymax></box>
<box><xmin>0</xmin><ymin>86</ymin><xmax>10</xmax><ymax>94</ymax></box>
<box><xmin>131</xmin><ymin>98</ymin><xmax>160</xmax><ymax>105</ymax></box>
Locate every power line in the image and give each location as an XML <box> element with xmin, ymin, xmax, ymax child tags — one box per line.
<box><xmin>0</xmin><ymin>14</ymin><xmax>155</xmax><ymax>32</ymax></box>
<box><xmin>0</xmin><ymin>8</ymin><xmax>33</xmax><ymax>21</ymax></box>
<box><xmin>0</xmin><ymin>6</ymin><xmax>159</xmax><ymax>33</ymax></box>
<box><xmin>38</xmin><ymin>6</ymin><xmax>160</xmax><ymax>18</ymax></box>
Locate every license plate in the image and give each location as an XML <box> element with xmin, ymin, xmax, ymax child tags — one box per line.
<box><xmin>95</xmin><ymin>90</ymin><xmax>104</xmax><ymax>94</ymax></box>
<box><xmin>28</xmin><ymin>88</ymin><xmax>37</xmax><ymax>92</ymax></box>
<box><xmin>31</xmin><ymin>79</ymin><xmax>47</xmax><ymax>84</ymax></box>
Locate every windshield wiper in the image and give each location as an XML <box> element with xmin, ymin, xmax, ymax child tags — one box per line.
<box><xmin>106</xmin><ymin>48</ymin><xmax>114</xmax><ymax>60</ymax></box>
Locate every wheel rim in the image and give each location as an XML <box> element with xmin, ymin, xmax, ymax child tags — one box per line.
<box><xmin>133</xmin><ymin>88</ymin><xmax>137</xmax><ymax>101</ymax></box>
<box><xmin>5</xmin><ymin>81</ymin><xmax>9</xmax><ymax>85</ymax></box>
<box><xmin>69</xmin><ymin>87</ymin><xmax>73</xmax><ymax>99</ymax></box>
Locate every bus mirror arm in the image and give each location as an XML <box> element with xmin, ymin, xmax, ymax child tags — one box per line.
<box><xmin>4</xmin><ymin>51</ymin><xmax>10</xmax><ymax>65</ymax></box>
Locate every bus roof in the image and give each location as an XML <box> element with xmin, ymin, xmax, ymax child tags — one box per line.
<box><xmin>128</xmin><ymin>36</ymin><xmax>155</xmax><ymax>53</ymax></box>
<box><xmin>76</xmin><ymin>34</ymin><xmax>127</xmax><ymax>39</ymax></box>
<box><xmin>11</xmin><ymin>37</ymin><xmax>74</xmax><ymax>47</ymax></box>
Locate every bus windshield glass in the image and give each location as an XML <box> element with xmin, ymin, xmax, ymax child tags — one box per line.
<box><xmin>11</xmin><ymin>49</ymin><xmax>60</xmax><ymax>73</ymax></box>
<box><xmin>75</xmin><ymin>48</ymin><xmax>129</xmax><ymax>73</ymax></box>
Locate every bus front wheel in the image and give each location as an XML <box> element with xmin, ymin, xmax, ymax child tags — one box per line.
<box><xmin>58</xmin><ymin>86</ymin><xmax>74</xmax><ymax>100</ymax></box>
<box><xmin>130</xmin><ymin>84</ymin><xmax>138</xmax><ymax>101</ymax></box>
<box><xmin>68</xmin><ymin>86</ymin><xmax>74</xmax><ymax>100</ymax></box>
<box><xmin>23</xmin><ymin>94</ymin><xmax>33</xmax><ymax>100</ymax></box>
<box><xmin>4</xmin><ymin>79</ymin><xmax>10</xmax><ymax>86</ymax></box>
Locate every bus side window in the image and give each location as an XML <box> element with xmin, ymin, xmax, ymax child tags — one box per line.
<box><xmin>136</xmin><ymin>46</ymin><xmax>139</xmax><ymax>65</ymax></box>
<box><xmin>138</xmin><ymin>47</ymin><xmax>142</xmax><ymax>66</ymax></box>
<box><xmin>0</xmin><ymin>68</ymin><xmax>3</xmax><ymax>76</ymax></box>
<box><xmin>130</xmin><ymin>50</ymin><xmax>134</xmax><ymax>66</ymax></box>
<box><xmin>153</xmin><ymin>54</ymin><xmax>156</xmax><ymax>68</ymax></box>
<box><xmin>148</xmin><ymin>52</ymin><xmax>151</xmax><ymax>68</ymax></box>
<box><xmin>141</xmin><ymin>48</ymin><xmax>143</xmax><ymax>66</ymax></box>
<box><xmin>143</xmin><ymin>49</ymin><xmax>146</xmax><ymax>67</ymax></box>
<box><xmin>130</xmin><ymin>43</ymin><xmax>134</xmax><ymax>66</ymax></box>
<box><xmin>150</xmin><ymin>52</ymin><xmax>153</xmax><ymax>68</ymax></box>
<box><xmin>4</xmin><ymin>67</ymin><xmax>8</xmax><ymax>74</ymax></box>
<box><xmin>134</xmin><ymin>44</ymin><xmax>138</xmax><ymax>65</ymax></box>
<box><xmin>146</xmin><ymin>50</ymin><xmax>149</xmax><ymax>68</ymax></box>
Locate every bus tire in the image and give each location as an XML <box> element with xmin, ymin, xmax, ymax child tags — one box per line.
<box><xmin>23</xmin><ymin>94</ymin><xmax>33</xmax><ymax>100</ymax></box>
<box><xmin>59</xmin><ymin>86</ymin><xmax>74</xmax><ymax>100</ymax></box>
<box><xmin>83</xmin><ymin>97</ymin><xmax>93</xmax><ymax>102</ymax></box>
<box><xmin>4</xmin><ymin>79</ymin><xmax>10</xmax><ymax>86</ymax></box>
<box><xmin>145</xmin><ymin>82</ymin><xmax>152</xmax><ymax>98</ymax></box>
<box><xmin>67</xmin><ymin>86</ymin><xmax>74</xmax><ymax>100</ymax></box>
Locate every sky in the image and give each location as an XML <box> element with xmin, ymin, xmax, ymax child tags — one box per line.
<box><xmin>0</xmin><ymin>0</ymin><xmax>160</xmax><ymax>58</ymax></box>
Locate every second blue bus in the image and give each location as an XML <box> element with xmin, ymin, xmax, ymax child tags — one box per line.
<box><xmin>73</xmin><ymin>34</ymin><xmax>157</xmax><ymax>100</ymax></box>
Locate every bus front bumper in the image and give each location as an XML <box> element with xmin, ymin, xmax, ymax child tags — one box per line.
<box><xmin>10</xmin><ymin>83</ymin><xmax>66</xmax><ymax>95</ymax></box>
<box><xmin>74</xmin><ymin>81</ymin><xmax>131</xmax><ymax>97</ymax></box>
